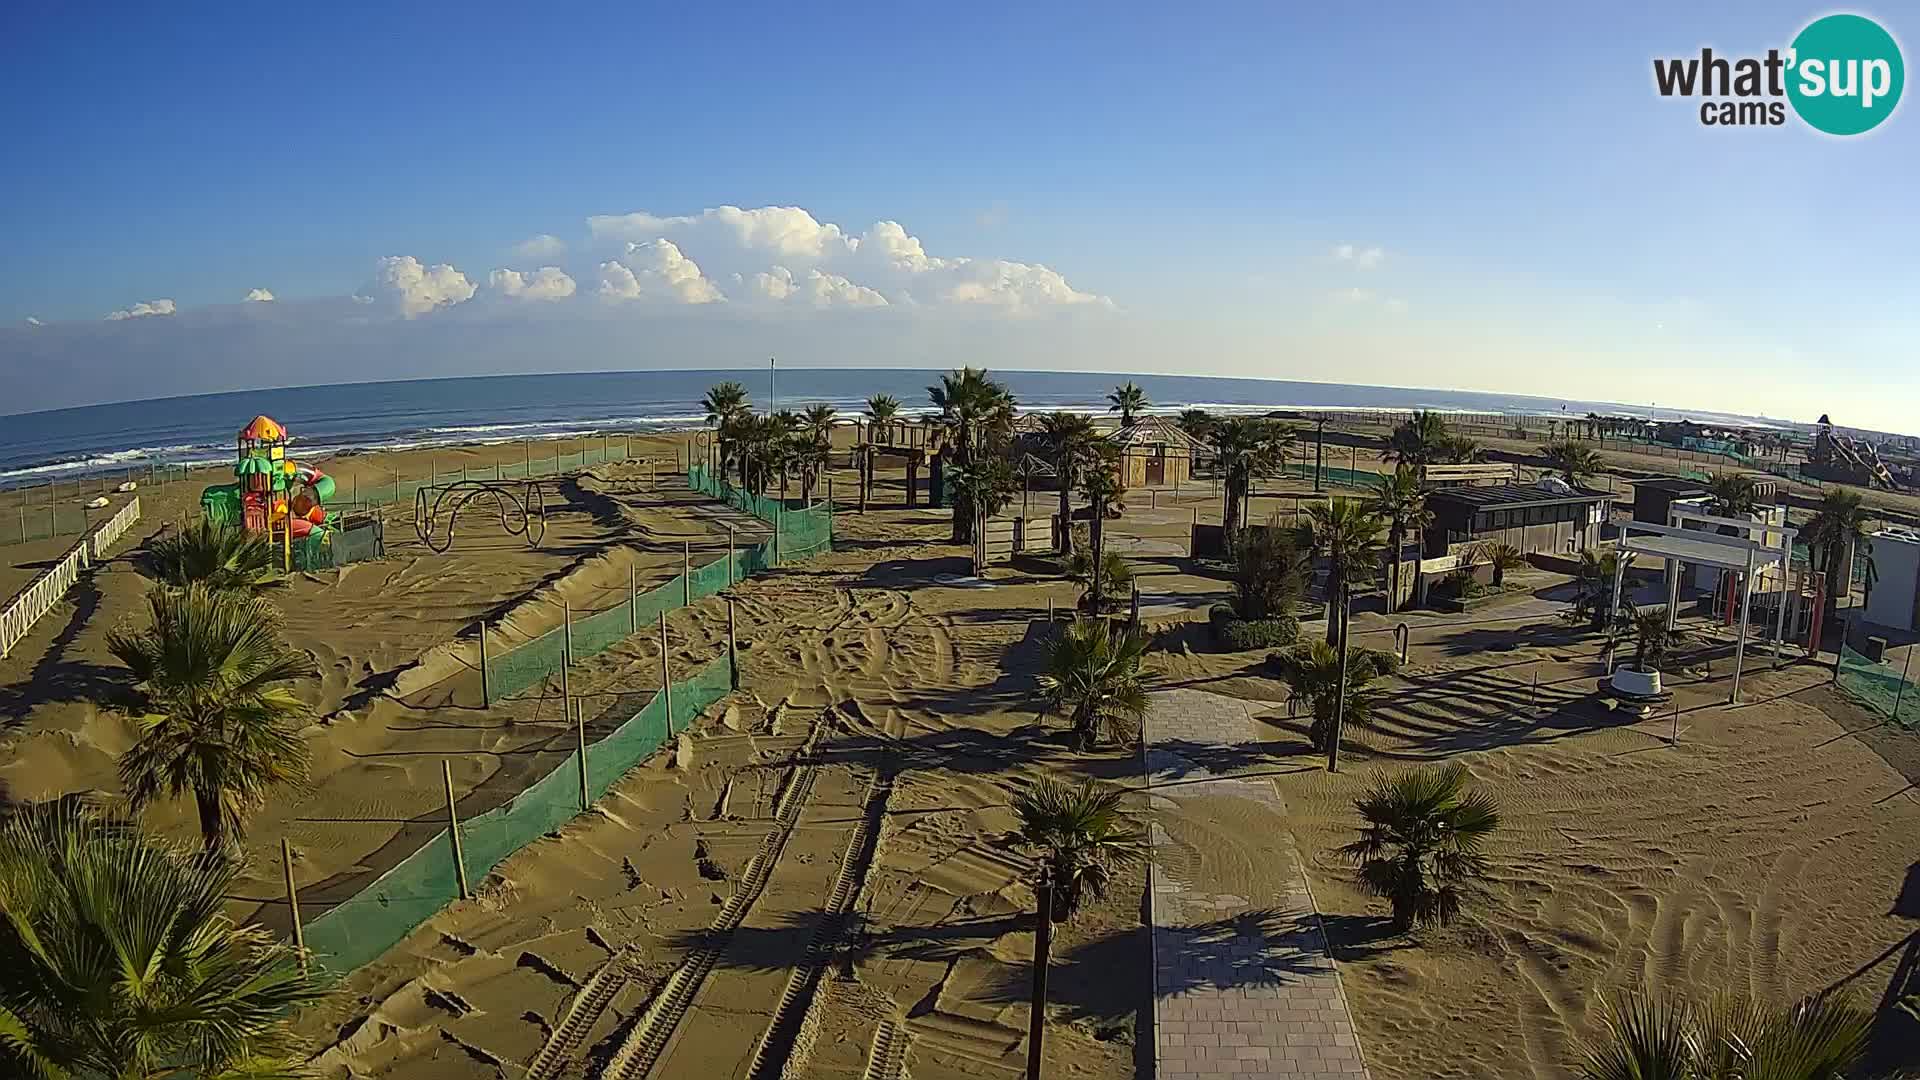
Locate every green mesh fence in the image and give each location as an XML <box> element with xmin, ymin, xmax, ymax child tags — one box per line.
<box><xmin>302</xmin><ymin>652</ymin><xmax>735</xmax><ymax>980</ymax></box>
<box><xmin>688</xmin><ymin>463</ymin><xmax>834</xmax><ymax>563</ymax></box>
<box><xmin>1837</xmin><ymin>642</ymin><xmax>1920</xmax><ymax>730</ymax></box>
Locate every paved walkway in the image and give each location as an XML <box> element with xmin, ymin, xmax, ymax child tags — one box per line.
<box><xmin>1145</xmin><ymin>689</ymin><xmax>1371</xmax><ymax>1079</ymax></box>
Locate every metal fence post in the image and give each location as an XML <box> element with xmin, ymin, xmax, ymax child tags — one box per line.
<box><xmin>683</xmin><ymin>541</ymin><xmax>691</xmax><ymax>606</ymax></box>
<box><xmin>629</xmin><ymin>562</ymin><xmax>638</xmax><ymax>635</ymax></box>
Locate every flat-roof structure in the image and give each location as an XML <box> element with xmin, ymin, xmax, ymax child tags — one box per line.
<box><xmin>1616</xmin><ymin>506</ymin><xmax>1798</xmax><ymax>703</ymax></box>
<box><xmin>1423</xmin><ymin>481</ymin><xmax>1612</xmax><ymax>557</ymax></box>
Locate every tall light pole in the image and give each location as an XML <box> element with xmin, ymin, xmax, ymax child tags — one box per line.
<box><xmin>769</xmin><ymin>356</ymin><xmax>777</xmax><ymax>410</ymax></box>
<box><xmin>1314</xmin><ymin>417</ymin><xmax>1327</xmax><ymax>493</ymax></box>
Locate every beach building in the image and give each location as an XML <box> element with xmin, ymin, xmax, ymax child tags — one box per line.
<box><xmin>1422</xmin><ymin>479</ymin><xmax>1612</xmax><ymax>558</ymax></box>
<box><xmin>1104</xmin><ymin>416</ymin><xmax>1197</xmax><ymax>490</ymax></box>
<box><xmin>1863</xmin><ymin>528</ymin><xmax>1920</xmax><ymax>633</ymax></box>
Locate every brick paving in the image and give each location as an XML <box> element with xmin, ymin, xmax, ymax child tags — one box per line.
<box><xmin>1145</xmin><ymin>688</ymin><xmax>1372</xmax><ymax>1079</ymax></box>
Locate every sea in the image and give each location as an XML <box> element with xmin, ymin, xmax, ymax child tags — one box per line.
<box><xmin>0</xmin><ymin>368</ymin><xmax>1797</xmax><ymax>490</ymax></box>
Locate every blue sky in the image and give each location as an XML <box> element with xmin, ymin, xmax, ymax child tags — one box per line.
<box><xmin>2</xmin><ymin>3</ymin><xmax>1914</xmax><ymax>430</ymax></box>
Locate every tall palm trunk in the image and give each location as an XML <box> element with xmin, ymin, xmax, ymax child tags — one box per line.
<box><xmin>1325</xmin><ymin>558</ymin><xmax>1345</xmax><ymax>647</ymax></box>
<box><xmin>1385</xmin><ymin>521</ymin><xmax>1404</xmax><ymax>614</ymax></box>
<box><xmin>1223</xmin><ymin>469</ymin><xmax>1244</xmax><ymax>547</ymax></box>
<box><xmin>1090</xmin><ymin>499</ymin><xmax>1106</xmax><ymax>611</ymax></box>
<box><xmin>1057</xmin><ymin>466</ymin><xmax>1075</xmax><ymax>555</ymax></box>
<box><xmin>195</xmin><ymin>785</ymin><xmax>223</xmax><ymax>851</ymax></box>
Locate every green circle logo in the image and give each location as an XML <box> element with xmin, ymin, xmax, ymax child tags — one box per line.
<box><xmin>1787</xmin><ymin>14</ymin><xmax>1904</xmax><ymax>135</ymax></box>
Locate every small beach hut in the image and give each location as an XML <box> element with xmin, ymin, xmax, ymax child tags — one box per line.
<box><xmin>1106</xmin><ymin>416</ymin><xmax>1198</xmax><ymax>490</ymax></box>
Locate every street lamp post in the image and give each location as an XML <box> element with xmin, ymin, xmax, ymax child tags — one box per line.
<box><xmin>1328</xmin><ymin>582</ymin><xmax>1351</xmax><ymax>772</ymax></box>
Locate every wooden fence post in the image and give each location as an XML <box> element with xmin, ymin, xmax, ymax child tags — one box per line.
<box><xmin>659</xmin><ymin>611</ymin><xmax>674</xmax><ymax>734</ymax></box>
<box><xmin>478</xmin><ymin>621</ymin><xmax>490</xmax><ymax>706</ymax></box>
<box><xmin>728</xmin><ymin>599</ymin><xmax>740</xmax><ymax>690</ymax></box>
<box><xmin>575</xmin><ymin>692</ymin><xmax>590</xmax><ymax>811</ymax></box>
<box><xmin>281</xmin><ymin>840</ymin><xmax>307</xmax><ymax>976</ymax></box>
<box><xmin>444</xmin><ymin>761</ymin><xmax>471</xmax><ymax>900</ymax></box>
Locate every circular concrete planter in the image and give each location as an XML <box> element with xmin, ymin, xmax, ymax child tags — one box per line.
<box><xmin>1611</xmin><ymin>667</ymin><xmax>1662</xmax><ymax>697</ymax></box>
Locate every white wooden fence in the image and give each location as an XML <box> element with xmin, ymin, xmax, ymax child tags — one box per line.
<box><xmin>91</xmin><ymin>496</ymin><xmax>142</xmax><ymax>561</ymax></box>
<box><xmin>1</xmin><ymin>496</ymin><xmax>142</xmax><ymax>659</ymax></box>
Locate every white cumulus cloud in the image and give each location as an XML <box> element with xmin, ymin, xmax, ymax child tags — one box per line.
<box><xmin>376</xmin><ymin>256</ymin><xmax>476</xmax><ymax>317</ymax></box>
<box><xmin>245</xmin><ymin>288</ymin><xmax>275</xmax><ymax>302</ymax></box>
<box><xmin>751</xmin><ymin>266</ymin><xmax>888</xmax><ymax>308</ymax></box>
<box><xmin>104</xmin><ymin>299</ymin><xmax>176</xmax><ymax>321</ymax></box>
<box><xmin>490</xmin><ymin>266</ymin><xmax>577</xmax><ymax>302</ymax></box>
<box><xmin>1333</xmin><ymin>243</ymin><xmax>1384</xmax><ymax>269</ymax></box>
<box><xmin>512</xmin><ymin>233</ymin><xmax>567</xmax><ymax>259</ymax></box>
<box><xmin>589</xmin><ymin>205</ymin><xmax>853</xmax><ymax>260</ymax></box>
<box><xmin>597</xmin><ymin>240</ymin><xmax>723</xmax><ymax>304</ymax></box>
<box><xmin>587</xmin><ymin>204</ymin><xmax>1107</xmax><ymax>312</ymax></box>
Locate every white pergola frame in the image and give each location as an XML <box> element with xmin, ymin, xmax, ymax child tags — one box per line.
<box><xmin>1615</xmin><ymin>506</ymin><xmax>1797</xmax><ymax>703</ymax></box>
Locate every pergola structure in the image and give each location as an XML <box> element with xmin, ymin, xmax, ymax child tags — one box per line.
<box><xmin>1615</xmin><ymin>506</ymin><xmax>1797</xmax><ymax>704</ymax></box>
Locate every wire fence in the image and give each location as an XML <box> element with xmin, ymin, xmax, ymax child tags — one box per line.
<box><xmin>1837</xmin><ymin>642</ymin><xmax>1920</xmax><ymax>730</ymax></box>
<box><xmin>687</xmin><ymin>463</ymin><xmax>834</xmax><ymax>562</ymax></box>
<box><xmin>298</xmin><ymin>464</ymin><xmax>833</xmax><ymax>979</ymax></box>
<box><xmin>302</xmin><ymin>652</ymin><xmax>735</xmax><ymax>979</ymax></box>
<box><xmin>1</xmin><ymin>436</ymin><xmax>653</xmax><ymax>548</ymax></box>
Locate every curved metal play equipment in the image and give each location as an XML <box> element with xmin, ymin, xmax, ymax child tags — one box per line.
<box><xmin>413</xmin><ymin>480</ymin><xmax>549</xmax><ymax>553</ymax></box>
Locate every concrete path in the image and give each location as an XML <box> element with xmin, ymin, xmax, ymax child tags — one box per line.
<box><xmin>1144</xmin><ymin>689</ymin><xmax>1371</xmax><ymax>1079</ymax></box>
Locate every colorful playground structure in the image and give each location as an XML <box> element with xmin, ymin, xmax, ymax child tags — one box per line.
<box><xmin>198</xmin><ymin>415</ymin><xmax>343</xmax><ymax>567</ymax></box>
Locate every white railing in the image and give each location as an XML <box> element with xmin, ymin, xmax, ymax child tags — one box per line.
<box><xmin>91</xmin><ymin>496</ymin><xmax>142</xmax><ymax>561</ymax></box>
<box><xmin>1</xmin><ymin>542</ymin><xmax>90</xmax><ymax>660</ymax></box>
<box><xmin>1</xmin><ymin>495</ymin><xmax>142</xmax><ymax>660</ymax></box>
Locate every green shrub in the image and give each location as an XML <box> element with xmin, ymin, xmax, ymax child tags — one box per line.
<box><xmin>1209</xmin><ymin>604</ymin><xmax>1298</xmax><ymax>650</ymax></box>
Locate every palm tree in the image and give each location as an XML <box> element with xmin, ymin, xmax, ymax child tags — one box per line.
<box><xmin>1273</xmin><ymin>639</ymin><xmax>1395</xmax><ymax>753</ymax></box>
<box><xmin>107</xmin><ymin>585</ymin><xmax>316</xmax><ymax>853</ymax></box>
<box><xmin>1176</xmin><ymin>408</ymin><xmax>1216</xmax><ymax>442</ymax></box>
<box><xmin>1629</xmin><ymin>607</ymin><xmax>1684</xmax><ymax>673</ymax></box>
<box><xmin>945</xmin><ymin>457</ymin><xmax>1019</xmax><ymax>538</ymax></box>
<box><xmin>1107</xmin><ymin>382</ymin><xmax>1148</xmax><ymax>428</ymax></box>
<box><xmin>1704</xmin><ymin>472</ymin><xmax>1760</xmax><ymax>517</ymax></box>
<box><xmin>1209</xmin><ymin>418</ymin><xmax>1293</xmax><ymax>549</ymax></box>
<box><xmin>1578</xmin><ymin>993</ymin><xmax>1873</xmax><ymax>1080</ymax></box>
<box><xmin>1569</xmin><ymin>548</ymin><xmax>1634</xmax><ymax>632</ymax></box>
<box><xmin>1303</xmin><ymin>498</ymin><xmax>1385</xmax><ymax>646</ymax></box>
<box><xmin>1485</xmin><ymin>542</ymin><xmax>1526</xmax><ymax>586</ymax></box>
<box><xmin>1233</xmin><ymin>514</ymin><xmax>1305</xmax><ymax>620</ymax></box>
<box><xmin>1037</xmin><ymin>618</ymin><xmax>1150</xmax><ymax>750</ymax></box>
<box><xmin>1080</xmin><ymin>449</ymin><xmax>1124</xmax><ymax>610</ymax></box>
<box><xmin>1012</xmin><ymin>776</ymin><xmax>1143</xmax><ymax>920</ymax></box>
<box><xmin>1803</xmin><ymin>489</ymin><xmax>1875</xmax><ymax>625</ymax></box>
<box><xmin>769</xmin><ymin>409</ymin><xmax>803</xmax><ymax>503</ymax></box>
<box><xmin>1339</xmin><ymin>763</ymin><xmax>1500</xmax><ymax>932</ymax></box>
<box><xmin>1542</xmin><ymin>439</ymin><xmax>1602</xmax><ymax>486</ymax></box>
<box><xmin>1038</xmin><ymin>412</ymin><xmax>1098</xmax><ymax>557</ymax></box>
<box><xmin>1009</xmin><ymin>776</ymin><xmax>1143</xmax><ymax>1080</ymax></box>
<box><xmin>1385</xmin><ymin>410</ymin><xmax>1453</xmax><ymax>466</ymax></box>
<box><xmin>928</xmin><ymin>367</ymin><xmax>1016</xmax><ymax>543</ymax></box>
<box><xmin>1372</xmin><ymin>467</ymin><xmax>1430</xmax><ymax>614</ymax></box>
<box><xmin>703</xmin><ymin>381</ymin><xmax>751</xmax><ymax>479</ymax></box>
<box><xmin>145</xmin><ymin>518</ymin><xmax>283</xmax><ymax>594</ymax></box>
<box><xmin>861</xmin><ymin>393</ymin><xmax>900</xmax><ymax>509</ymax></box>
<box><xmin>0</xmin><ymin>803</ymin><xmax>322</xmax><ymax>1079</ymax></box>
<box><xmin>795</xmin><ymin>403</ymin><xmax>837</xmax><ymax>503</ymax></box>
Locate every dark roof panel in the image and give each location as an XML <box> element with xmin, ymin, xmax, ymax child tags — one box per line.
<box><xmin>1427</xmin><ymin>484</ymin><xmax>1612</xmax><ymax>510</ymax></box>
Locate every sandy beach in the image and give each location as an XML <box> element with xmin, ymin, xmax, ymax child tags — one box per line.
<box><xmin>2</xmin><ymin>434</ymin><xmax>1916</xmax><ymax>1080</ymax></box>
